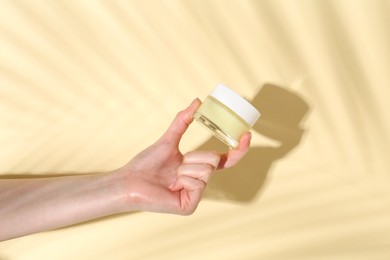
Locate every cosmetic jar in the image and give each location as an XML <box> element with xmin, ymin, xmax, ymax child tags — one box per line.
<box><xmin>194</xmin><ymin>84</ymin><xmax>261</xmax><ymax>148</ymax></box>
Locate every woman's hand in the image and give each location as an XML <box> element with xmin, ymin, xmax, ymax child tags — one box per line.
<box><xmin>0</xmin><ymin>98</ymin><xmax>251</xmax><ymax>241</ymax></box>
<box><xmin>117</xmin><ymin>98</ymin><xmax>252</xmax><ymax>215</ymax></box>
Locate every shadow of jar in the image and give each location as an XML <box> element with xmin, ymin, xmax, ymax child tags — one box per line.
<box><xmin>196</xmin><ymin>83</ymin><xmax>311</xmax><ymax>203</ymax></box>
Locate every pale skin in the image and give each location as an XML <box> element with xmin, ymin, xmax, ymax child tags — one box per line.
<box><xmin>0</xmin><ymin>98</ymin><xmax>251</xmax><ymax>241</ymax></box>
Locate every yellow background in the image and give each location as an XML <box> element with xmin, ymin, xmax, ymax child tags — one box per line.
<box><xmin>1</xmin><ymin>0</ymin><xmax>390</xmax><ymax>259</ymax></box>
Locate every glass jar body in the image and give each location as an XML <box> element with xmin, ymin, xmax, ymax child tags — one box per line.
<box><xmin>194</xmin><ymin>96</ymin><xmax>250</xmax><ymax>148</ymax></box>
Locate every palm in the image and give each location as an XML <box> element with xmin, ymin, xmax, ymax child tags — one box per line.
<box><xmin>125</xmin><ymin>140</ymin><xmax>186</xmax><ymax>213</ymax></box>
<box><xmin>121</xmin><ymin>98</ymin><xmax>251</xmax><ymax>215</ymax></box>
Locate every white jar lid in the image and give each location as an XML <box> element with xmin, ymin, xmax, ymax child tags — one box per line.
<box><xmin>210</xmin><ymin>84</ymin><xmax>261</xmax><ymax>126</ymax></box>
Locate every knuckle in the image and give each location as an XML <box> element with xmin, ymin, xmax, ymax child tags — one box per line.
<box><xmin>199</xmin><ymin>165</ymin><xmax>213</xmax><ymax>182</ymax></box>
<box><xmin>177</xmin><ymin>110</ymin><xmax>186</xmax><ymax>119</ymax></box>
<box><xmin>209</xmin><ymin>151</ymin><xmax>221</xmax><ymax>168</ymax></box>
<box><xmin>195</xmin><ymin>179</ymin><xmax>206</xmax><ymax>189</ymax></box>
<box><xmin>180</xmin><ymin>209</ymin><xmax>195</xmax><ymax>216</ymax></box>
<box><xmin>203</xmin><ymin>163</ymin><xmax>215</xmax><ymax>174</ymax></box>
<box><xmin>182</xmin><ymin>151</ymin><xmax>221</xmax><ymax>168</ymax></box>
<box><xmin>181</xmin><ymin>203</ymin><xmax>198</xmax><ymax>216</ymax></box>
<box><xmin>176</xmin><ymin>110</ymin><xmax>189</xmax><ymax>124</ymax></box>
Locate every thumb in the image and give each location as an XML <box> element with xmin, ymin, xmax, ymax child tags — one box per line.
<box><xmin>160</xmin><ymin>98</ymin><xmax>201</xmax><ymax>147</ymax></box>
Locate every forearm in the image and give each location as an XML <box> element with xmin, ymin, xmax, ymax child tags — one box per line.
<box><xmin>0</xmin><ymin>172</ymin><xmax>126</xmax><ymax>241</ymax></box>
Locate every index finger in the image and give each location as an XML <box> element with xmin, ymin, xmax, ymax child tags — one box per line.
<box><xmin>218</xmin><ymin>132</ymin><xmax>252</xmax><ymax>169</ymax></box>
<box><xmin>160</xmin><ymin>98</ymin><xmax>201</xmax><ymax>147</ymax></box>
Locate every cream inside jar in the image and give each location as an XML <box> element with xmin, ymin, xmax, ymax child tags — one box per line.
<box><xmin>194</xmin><ymin>84</ymin><xmax>261</xmax><ymax>148</ymax></box>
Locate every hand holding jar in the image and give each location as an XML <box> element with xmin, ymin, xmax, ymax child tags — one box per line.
<box><xmin>0</xmin><ymin>96</ymin><xmax>253</xmax><ymax>241</ymax></box>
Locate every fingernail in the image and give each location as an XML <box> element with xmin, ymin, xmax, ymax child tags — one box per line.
<box><xmin>195</xmin><ymin>96</ymin><xmax>203</xmax><ymax>104</ymax></box>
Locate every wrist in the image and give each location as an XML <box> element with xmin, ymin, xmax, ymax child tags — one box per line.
<box><xmin>108</xmin><ymin>167</ymin><xmax>142</xmax><ymax>213</ymax></box>
<box><xmin>76</xmin><ymin>170</ymin><xmax>131</xmax><ymax>219</ymax></box>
